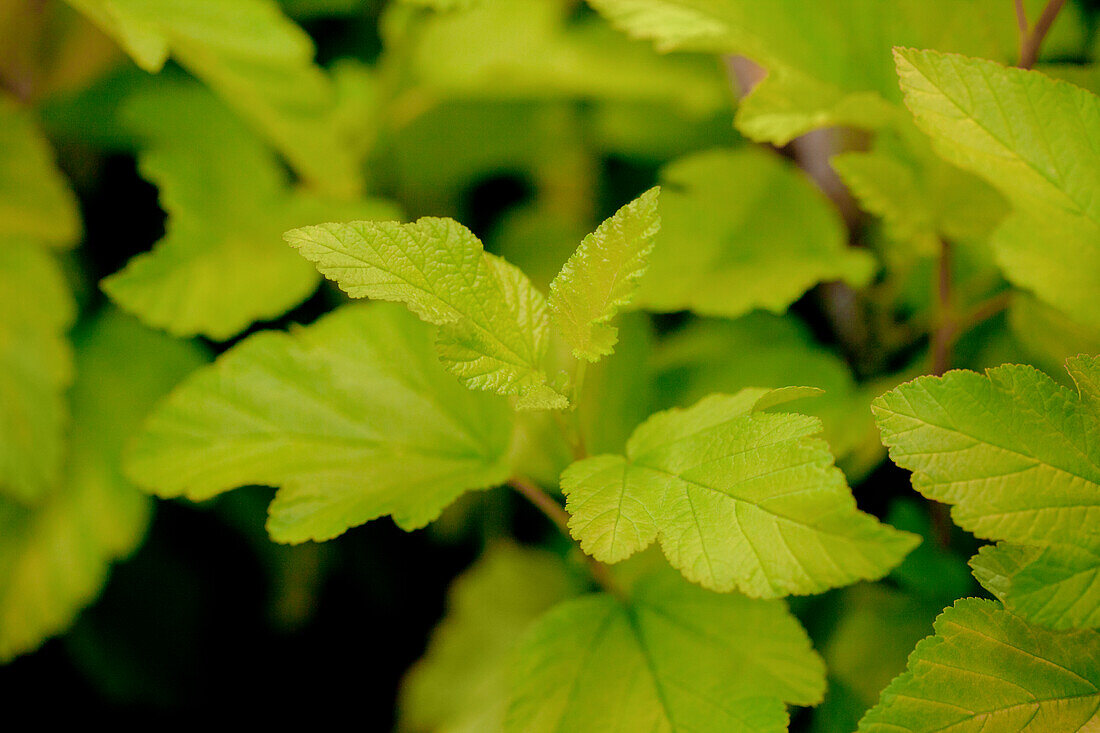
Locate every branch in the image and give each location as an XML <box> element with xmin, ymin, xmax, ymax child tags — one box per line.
<box><xmin>1018</xmin><ymin>0</ymin><xmax>1067</xmax><ymax>69</ymax></box>
<box><xmin>508</xmin><ymin>477</ymin><xmax>623</xmax><ymax>598</ymax></box>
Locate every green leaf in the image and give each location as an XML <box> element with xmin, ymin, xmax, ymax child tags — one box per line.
<box><xmin>125</xmin><ymin>304</ymin><xmax>515</xmax><ymax>543</ymax></box>
<box><xmin>634</xmin><ymin>148</ymin><xmax>873</xmax><ymax>318</ymax></box>
<box><xmin>586</xmin><ymin>0</ymin><xmax>1040</xmax><ymax>145</ymax></box>
<box><xmin>1009</xmin><ymin>294</ymin><xmax>1100</xmax><ymax>386</ymax></box>
<box><xmin>858</xmin><ymin>598</ymin><xmax>1100</xmax><ymax>732</ymax></box>
<box><xmin>506</xmin><ymin>569</ymin><xmax>825</xmax><ymax>732</ymax></box>
<box><xmin>0</xmin><ymin>309</ymin><xmax>207</xmax><ymax>661</ymax></box>
<box><xmin>562</xmin><ymin>388</ymin><xmax>918</xmax><ymax>596</ymax></box>
<box><xmin>65</xmin><ymin>0</ymin><xmax>363</xmax><ymax>195</ymax></box>
<box><xmin>0</xmin><ymin>97</ymin><xmax>81</xmax><ymax>247</ymax></box>
<box><xmin>400</xmin><ymin>543</ymin><xmax>581</xmax><ymax>733</ymax></box>
<box><xmin>874</xmin><ymin>357</ymin><xmax>1100</xmax><ymax>629</ymax></box>
<box><xmin>548</xmin><ymin>187</ymin><xmax>660</xmax><ymax>361</ymax></box>
<box><xmin>895</xmin><ymin>48</ymin><xmax>1100</xmax><ymax>327</ymax></box>
<box><xmin>0</xmin><ymin>241</ymin><xmax>75</xmax><ymax>503</ymax></box>
<box><xmin>102</xmin><ymin>84</ymin><xmax>399</xmax><ymax>340</ymax></box>
<box><xmin>873</xmin><ymin>359</ymin><xmax>1100</xmax><ymax>548</ymax></box>
<box><xmin>971</xmin><ymin>541</ymin><xmax>1100</xmax><ymax>631</ymax></box>
<box><xmin>285</xmin><ymin>218</ymin><xmax>569</xmax><ymax>409</ymax></box>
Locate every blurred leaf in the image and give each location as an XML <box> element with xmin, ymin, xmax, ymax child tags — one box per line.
<box><xmin>399</xmin><ymin>543</ymin><xmax>581</xmax><ymax>733</ymax></box>
<box><xmin>0</xmin><ymin>241</ymin><xmax>75</xmax><ymax>503</ymax></box>
<box><xmin>102</xmin><ymin>83</ymin><xmax>399</xmax><ymax>340</ymax></box>
<box><xmin>65</xmin><ymin>0</ymin><xmax>364</xmax><ymax>195</ymax></box>
<box><xmin>635</xmin><ymin>147</ymin><xmax>873</xmax><ymax>318</ymax></box>
<box><xmin>0</xmin><ymin>308</ymin><xmax>207</xmax><ymax>661</ymax></box>
<box><xmin>0</xmin><ymin>96</ymin><xmax>81</xmax><ymax>247</ymax></box>
<box><xmin>1009</xmin><ymin>293</ymin><xmax>1100</xmax><ymax>384</ymax></box>
<box><xmin>126</xmin><ymin>304</ymin><xmax>515</xmax><ymax>543</ymax></box>
<box><xmin>506</xmin><ymin>569</ymin><xmax>825</xmax><ymax>732</ymax></box>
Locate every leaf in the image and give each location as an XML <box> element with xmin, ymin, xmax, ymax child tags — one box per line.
<box><xmin>399</xmin><ymin>543</ymin><xmax>580</xmax><ymax>733</ymax></box>
<box><xmin>874</xmin><ymin>357</ymin><xmax>1100</xmax><ymax>629</ymax></box>
<box><xmin>285</xmin><ymin>218</ymin><xmax>569</xmax><ymax>409</ymax></box>
<box><xmin>971</xmin><ymin>541</ymin><xmax>1100</xmax><ymax>631</ymax></box>
<box><xmin>858</xmin><ymin>598</ymin><xmax>1100</xmax><ymax>732</ymax></box>
<box><xmin>65</xmin><ymin>0</ymin><xmax>362</xmax><ymax>195</ymax></box>
<box><xmin>506</xmin><ymin>569</ymin><xmax>825</xmax><ymax>733</ymax></box>
<box><xmin>562</xmin><ymin>388</ymin><xmax>918</xmax><ymax>596</ymax></box>
<box><xmin>395</xmin><ymin>0</ymin><xmax>728</xmax><ymax>116</ymax></box>
<box><xmin>1010</xmin><ymin>294</ymin><xmax>1100</xmax><ymax>386</ymax></box>
<box><xmin>895</xmin><ymin>49</ymin><xmax>1100</xmax><ymax>327</ymax></box>
<box><xmin>0</xmin><ymin>97</ymin><xmax>81</xmax><ymax>247</ymax></box>
<box><xmin>548</xmin><ymin>187</ymin><xmax>660</xmax><ymax>361</ymax></box>
<box><xmin>586</xmin><ymin>0</ymin><xmax>1038</xmax><ymax>145</ymax></box>
<box><xmin>634</xmin><ymin>148</ymin><xmax>874</xmax><ymax>318</ymax></box>
<box><xmin>102</xmin><ymin>84</ymin><xmax>399</xmax><ymax>340</ymax></box>
<box><xmin>125</xmin><ymin>304</ymin><xmax>515</xmax><ymax>543</ymax></box>
<box><xmin>0</xmin><ymin>309</ymin><xmax>207</xmax><ymax>661</ymax></box>
<box><xmin>873</xmin><ymin>359</ymin><xmax>1100</xmax><ymax>548</ymax></box>
<box><xmin>0</xmin><ymin>241</ymin><xmax>75</xmax><ymax>503</ymax></box>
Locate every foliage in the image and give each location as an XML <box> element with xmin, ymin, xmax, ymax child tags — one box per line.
<box><xmin>3</xmin><ymin>0</ymin><xmax>1100</xmax><ymax>728</ymax></box>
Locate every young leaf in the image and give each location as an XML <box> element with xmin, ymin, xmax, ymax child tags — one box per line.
<box><xmin>874</xmin><ymin>357</ymin><xmax>1100</xmax><ymax>629</ymax></box>
<box><xmin>895</xmin><ymin>49</ymin><xmax>1100</xmax><ymax>327</ymax></box>
<box><xmin>548</xmin><ymin>187</ymin><xmax>660</xmax><ymax>361</ymax></box>
<box><xmin>400</xmin><ymin>543</ymin><xmax>581</xmax><ymax>733</ymax></box>
<box><xmin>102</xmin><ymin>84</ymin><xmax>399</xmax><ymax>340</ymax></box>
<box><xmin>0</xmin><ymin>241</ymin><xmax>75</xmax><ymax>503</ymax></box>
<box><xmin>562</xmin><ymin>388</ymin><xmax>918</xmax><ymax>596</ymax></box>
<box><xmin>633</xmin><ymin>148</ymin><xmax>874</xmax><ymax>318</ymax></box>
<box><xmin>286</xmin><ymin>218</ymin><xmax>569</xmax><ymax>409</ymax></box>
<box><xmin>858</xmin><ymin>598</ymin><xmax>1100</xmax><ymax>732</ymax></box>
<box><xmin>506</xmin><ymin>569</ymin><xmax>825</xmax><ymax>732</ymax></box>
<box><xmin>64</xmin><ymin>0</ymin><xmax>362</xmax><ymax>195</ymax></box>
<box><xmin>0</xmin><ymin>97</ymin><xmax>81</xmax><ymax>247</ymax></box>
<box><xmin>125</xmin><ymin>304</ymin><xmax>515</xmax><ymax>543</ymax></box>
<box><xmin>0</xmin><ymin>309</ymin><xmax>207</xmax><ymax>660</ymax></box>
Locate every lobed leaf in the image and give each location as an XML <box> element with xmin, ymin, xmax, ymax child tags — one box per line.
<box><xmin>125</xmin><ymin>304</ymin><xmax>515</xmax><ymax>543</ymax></box>
<box><xmin>858</xmin><ymin>598</ymin><xmax>1100</xmax><ymax>731</ymax></box>
<box><xmin>286</xmin><ymin>218</ymin><xmax>568</xmax><ymax>409</ymax></box>
<box><xmin>507</xmin><ymin>569</ymin><xmax>825</xmax><ymax>732</ymax></box>
<box><xmin>563</xmin><ymin>388</ymin><xmax>918</xmax><ymax>596</ymax></box>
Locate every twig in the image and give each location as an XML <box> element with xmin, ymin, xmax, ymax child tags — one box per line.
<box><xmin>1017</xmin><ymin>0</ymin><xmax>1067</xmax><ymax>69</ymax></box>
<box><xmin>508</xmin><ymin>477</ymin><xmax>623</xmax><ymax>598</ymax></box>
<box><xmin>930</xmin><ymin>239</ymin><xmax>955</xmax><ymax>378</ymax></box>
<box><xmin>956</xmin><ymin>291</ymin><xmax>1012</xmax><ymax>335</ymax></box>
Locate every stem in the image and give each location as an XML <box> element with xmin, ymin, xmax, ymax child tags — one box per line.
<box><xmin>1018</xmin><ymin>0</ymin><xmax>1067</xmax><ymax>69</ymax></box>
<box><xmin>508</xmin><ymin>477</ymin><xmax>624</xmax><ymax>598</ymax></box>
<box><xmin>957</xmin><ymin>291</ymin><xmax>1012</xmax><ymax>334</ymax></box>
<box><xmin>930</xmin><ymin>239</ymin><xmax>955</xmax><ymax>378</ymax></box>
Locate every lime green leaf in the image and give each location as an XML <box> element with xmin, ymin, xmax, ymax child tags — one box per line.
<box><xmin>125</xmin><ymin>304</ymin><xmax>515</xmax><ymax>543</ymax></box>
<box><xmin>895</xmin><ymin>49</ymin><xmax>1100</xmax><ymax>327</ymax></box>
<box><xmin>400</xmin><ymin>543</ymin><xmax>580</xmax><ymax>733</ymax></box>
<box><xmin>972</xmin><ymin>541</ymin><xmax>1100</xmax><ymax>631</ymax></box>
<box><xmin>65</xmin><ymin>0</ymin><xmax>362</xmax><ymax>195</ymax></box>
<box><xmin>0</xmin><ymin>309</ymin><xmax>207</xmax><ymax>661</ymax></box>
<box><xmin>858</xmin><ymin>598</ymin><xmax>1100</xmax><ymax>732</ymax></box>
<box><xmin>398</xmin><ymin>0</ymin><xmax>728</xmax><ymax>116</ymax></box>
<box><xmin>0</xmin><ymin>242</ymin><xmax>75</xmax><ymax>503</ymax></box>
<box><xmin>548</xmin><ymin>187</ymin><xmax>660</xmax><ymax>361</ymax></box>
<box><xmin>286</xmin><ymin>218</ymin><xmax>568</xmax><ymax>409</ymax></box>
<box><xmin>873</xmin><ymin>360</ymin><xmax>1100</xmax><ymax>547</ymax></box>
<box><xmin>0</xmin><ymin>97</ymin><xmax>81</xmax><ymax>247</ymax></box>
<box><xmin>634</xmin><ymin>148</ymin><xmax>873</xmax><ymax>318</ymax></box>
<box><xmin>506</xmin><ymin>570</ymin><xmax>825</xmax><ymax>732</ymax></box>
<box><xmin>563</xmin><ymin>388</ymin><xmax>918</xmax><ymax>596</ymax></box>
<box><xmin>102</xmin><ymin>84</ymin><xmax>398</xmax><ymax>340</ymax></box>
